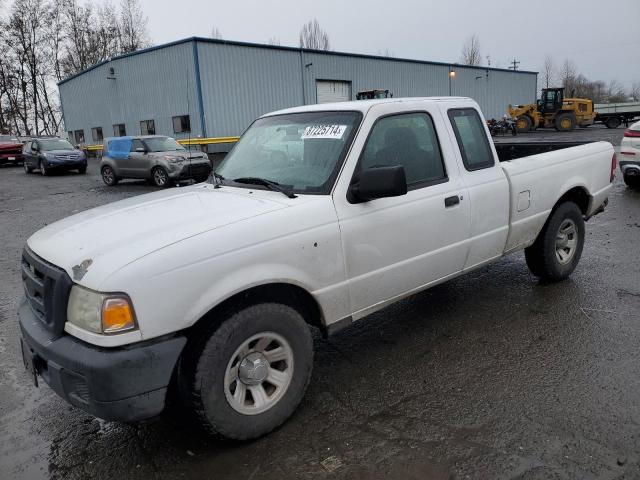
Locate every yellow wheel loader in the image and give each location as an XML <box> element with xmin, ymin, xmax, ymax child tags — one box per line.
<box><xmin>508</xmin><ymin>88</ymin><xmax>596</xmax><ymax>132</ymax></box>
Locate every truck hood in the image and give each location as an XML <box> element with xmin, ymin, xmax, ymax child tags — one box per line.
<box><xmin>27</xmin><ymin>184</ymin><xmax>291</xmax><ymax>288</ymax></box>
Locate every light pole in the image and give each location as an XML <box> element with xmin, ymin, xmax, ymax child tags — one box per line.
<box><xmin>448</xmin><ymin>67</ymin><xmax>456</xmax><ymax>96</ymax></box>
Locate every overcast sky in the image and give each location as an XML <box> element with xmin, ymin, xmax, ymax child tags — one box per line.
<box><xmin>135</xmin><ymin>0</ymin><xmax>639</xmax><ymax>88</ymax></box>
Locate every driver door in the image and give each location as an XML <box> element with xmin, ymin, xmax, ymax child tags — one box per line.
<box><xmin>333</xmin><ymin>102</ymin><xmax>471</xmax><ymax>317</ymax></box>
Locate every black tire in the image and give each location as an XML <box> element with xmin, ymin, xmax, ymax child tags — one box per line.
<box><xmin>525</xmin><ymin>202</ymin><xmax>585</xmax><ymax>282</ymax></box>
<box><xmin>24</xmin><ymin>161</ymin><xmax>33</xmax><ymax>174</ymax></box>
<box><xmin>605</xmin><ymin>117</ymin><xmax>621</xmax><ymax>129</ymax></box>
<box><xmin>624</xmin><ymin>174</ymin><xmax>640</xmax><ymax>189</ymax></box>
<box><xmin>178</xmin><ymin>303</ymin><xmax>314</xmax><ymax>440</ymax></box>
<box><xmin>516</xmin><ymin>115</ymin><xmax>532</xmax><ymax>133</ymax></box>
<box><xmin>101</xmin><ymin>165</ymin><xmax>118</xmax><ymax>186</ymax></box>
<box><xmin>151</xmin><ymin>166</ymin><xmax>170</xmax><ymax>187</ymax></box>
<box><xmin>39</xmin><ymin>160</ymin><xmax>48</xmax><ymax>176</ymax></box>
<box><xmin>554</xmin><ymin>112</ymin><xmax>576</xmax><ymax>131</ymax></box>
<box><xmin>78</xmin><ymin>166</ymin><xmax>87</xmax><ymax>174</ymax></box>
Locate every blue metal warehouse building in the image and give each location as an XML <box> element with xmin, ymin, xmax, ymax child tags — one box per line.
<box><xmin>58</xmin><ymin>37</ymin><xmax>537</xmax><ymax>147</ymax></box>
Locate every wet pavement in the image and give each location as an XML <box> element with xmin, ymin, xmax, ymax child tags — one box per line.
<box><xmin>1</xmin><ymin>126</ymin><xmax>639</xmax><ymax>480</ymax></box>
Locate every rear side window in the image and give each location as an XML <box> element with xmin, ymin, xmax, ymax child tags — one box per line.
<box><xmin>130</xmin><ymin>139</ymin><xmax>145</xmax><ymax>152</ymax></box>
<box><xmin>360</xmin><ymin>112</ymin><xmax>447</xmax><ymax>188</ymax></box>
<box><xmin>448</xmin><ymin>108</ymin><xmax>494</xmax><ymax>171</ymax></box>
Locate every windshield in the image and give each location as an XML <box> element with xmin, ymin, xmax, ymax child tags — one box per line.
<box><xmin>216</xmin><ymin>111</ymin><xmax>361</xmax><ymax>194</ymax></box>
<box><xmin>39</xmin><ymin>139</ymin><xmax>74</xmax><ymax>151</ymax></box>
<box><xmin>144</xmin><ymin>137</ymin><xmax>185</xmax><ymax>152</ymax></box>
<box><xmin>0</xmin><ymin>135</ymin><xmax>19</xmax><ymax>143</ymax></box>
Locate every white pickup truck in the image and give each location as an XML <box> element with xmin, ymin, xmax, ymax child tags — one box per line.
<box><xmin>19</xmin><ymin>97</ymin><xmax>615</xmax><ymax>440</ymax></box>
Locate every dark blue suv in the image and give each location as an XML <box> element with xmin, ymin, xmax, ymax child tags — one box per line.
<box><xmin>23</xmin><ymin>138</ymin><xmax>87</xmax><ymax>175</ymax></box>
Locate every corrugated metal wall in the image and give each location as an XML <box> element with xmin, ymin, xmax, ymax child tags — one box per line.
<box><xmin>59</xmin><ymin>41</ymin><xmax>201</xmax><ymax>144</ymax></box>
<box><xmin>58</xmin><ymin>38</ymin><xmax>537</xmax><ymax>144</ymax></box>
<box><xmin>196</xmin><ymin>42</ymin><xmax>303</xmax><ymax>137</ymax></box>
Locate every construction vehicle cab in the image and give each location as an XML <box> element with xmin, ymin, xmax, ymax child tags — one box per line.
<box><xmin>508</xmin><ymin>87</ymin><xmax>596</xmax><ymax>132</ymax></box>
<box><xmin>356</xmin><ymin>89</ymin><xmax>393</xmax><ymax>100</ymax></box>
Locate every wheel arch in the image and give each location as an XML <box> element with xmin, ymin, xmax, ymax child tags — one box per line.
<box><xmin>554</xmin><ymin>185</ymin><xmax>590</xmax><ymax>215</ymax></box>
<box><xmin>187</xmin><ymin>282</ymin><xmax>326</xmax><ymax>339</ymax></box>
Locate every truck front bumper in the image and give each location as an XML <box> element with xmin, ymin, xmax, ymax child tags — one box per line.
<box><xmin>18</xmin><ymin>297</ymin><xmax>186</xmax><ymax>422</ymax></box>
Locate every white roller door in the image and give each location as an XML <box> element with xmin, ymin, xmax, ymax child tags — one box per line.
<box><xmin>316</xmin><ymin>80</ymin><xmax>351</xmax><ymax>104</ymax></box>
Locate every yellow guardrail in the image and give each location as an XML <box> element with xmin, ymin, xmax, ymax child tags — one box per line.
<box><xmin>83</xmin><ymin>136</ymin><xmax>240</xmax><ymax>152</ymax></box>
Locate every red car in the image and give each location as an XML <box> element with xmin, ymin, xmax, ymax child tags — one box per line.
<box><xmin>0</xmin><ymin>135</ymin><xmax>24</xmax><ymax>165</ymax></box>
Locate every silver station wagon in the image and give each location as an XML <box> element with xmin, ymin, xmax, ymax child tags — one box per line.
<box><xmin>100</xmin><ymin>135</ymin><xmax>212</xmax><ymax>187</ymax></box>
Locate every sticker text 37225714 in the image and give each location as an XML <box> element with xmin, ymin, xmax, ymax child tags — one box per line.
<box><xmin>301</xmin><ymin>125</ymin><xmax>347</xmax><ymax>140</ymax></box>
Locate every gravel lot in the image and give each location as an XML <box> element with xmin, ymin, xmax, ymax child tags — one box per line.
<box><xmin>1</xmin><ymin>125</ymin><xmax>639</xmax><ymax>480</ymax></box>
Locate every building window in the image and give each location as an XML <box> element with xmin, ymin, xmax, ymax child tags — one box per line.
<box><xmin>91</xmin><ymin>127</ymin><xmax>103</xmax><ymax>142</ymax></box>
<box><xmin>74</xmin><ymin>130</ymin><xmax>85</xmax><ymax>144</ymax></box>
<box><xmin>113</xmin><ymin>124</ymin><xmax>126</xmax><ymax>137</ymax></box>
<box><xmin>140</xmin><ymin>119</ymin><xmax>155</xmax><ymax>135</ymax></box>
<box><xmin>172</xmin><ymin>115</ymin><xmax>191</xmax><ymax>133</ymax></box>
<box><xmin>67</xmin><ymin>131</ymin><xmax>73</xmax><ymax>142</ymax></box>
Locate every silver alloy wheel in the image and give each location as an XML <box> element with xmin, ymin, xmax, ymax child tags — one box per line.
<box><xmin>153</xmin><ymin>168</ymin><xmax>167</xmax><ymax>186</ymax></box>
<box><xmin>555</xmin><ymin>218</ymin><xmax>578</xmax><ymax>265</ymax></box>
<box><xmin>39</xmin><ymin>160</ymin><xmax>46</xmax><ymax>176</ymax></box>
<box><xmin>23</xmin><ymin>161</ymin><xmax>28</xmax><ymax>173</ymax></box>
<box><xmin>102</xmin><ymin>167</ymin><xmax>114</xmax><ymax>184</ymax></box>
<box><xmin>223</xmin><ymin>331</ymin><xmax>294</xmax><ymax>415</ymax></box>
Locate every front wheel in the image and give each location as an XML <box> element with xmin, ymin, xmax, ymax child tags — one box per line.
<box><xmin>151</xmin><ymin>166</ymin><xmax>170</xmax><ymax>187</ymax></box>
<box><xmin>39</xmin><ymin>160</ymin><xmax>48</xmax><ymax>176</ymax></box>
<box><xmin>525</xmin><ymin>202</ymin><xmax>585</xmax><ymax>281</ymax></box>
<box><xmin>24</xmin><ymin>161</ymin><xmax>33</xmax><ymax>174</ymax></box>
<box><xmin>78</xmin><ymin>166</ymin><xmax>87</xmax><ymax>174</ymax></box>
<box><xmin>178</xmin><ymin>303</ymin><xmax>314</xmax><ymax>440</ymax></box>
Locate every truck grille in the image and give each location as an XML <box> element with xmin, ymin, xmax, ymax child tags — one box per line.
<box><xmin>21</xmin><ymin>247</ymin><xmax>73</xmax><ymax>334</ymax></box>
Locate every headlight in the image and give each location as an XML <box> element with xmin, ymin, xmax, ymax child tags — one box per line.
<box><xmin>67</xmin><ymin>285</ymin><xmax>137</xmax><ymax>334</ymax></box>
<box><xmin>165</xmin><ymin>155</ymin><xmax>184</xmax><ymax>164</ymax></box>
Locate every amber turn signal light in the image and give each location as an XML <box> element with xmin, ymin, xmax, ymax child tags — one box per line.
<box><xmin>102</xmin><ymin>297</ymin><xmax>136</xmax><ymax>333</ymax></box>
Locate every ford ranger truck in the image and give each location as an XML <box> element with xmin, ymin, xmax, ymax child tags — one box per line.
<box><xmin>18</xmin><ymin>97</ymin><xmax>615</xmax><ymax>440</ymax></box>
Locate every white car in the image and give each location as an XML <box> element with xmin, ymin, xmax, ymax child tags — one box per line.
<box><xmin>620</xmin><ymin>120</ymin><xmax>640</xmax><ymax>188</ymax></box>
<box><xmin>19</xmin><ymin>97</ymin><xmax>615</xmax><ymax>440</ymax></box>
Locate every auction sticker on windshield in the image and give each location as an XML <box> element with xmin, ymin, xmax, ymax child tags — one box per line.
<box><xmin>301</xmin><ymin>125</ymin><xmax>347</xmax><ymax>139</ymax></box>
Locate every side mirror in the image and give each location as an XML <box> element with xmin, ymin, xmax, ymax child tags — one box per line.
<box><xmin>135</xmin><ymin>147</ymin><xmax>146</xmax><ymax>153</ymax></box>
<box><xmin>349</xmin><ymin>165</ymin><xmax>407</xmax><ymax>203</ymax></box>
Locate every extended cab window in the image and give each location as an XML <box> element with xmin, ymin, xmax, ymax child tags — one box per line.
<box><xmin>448</xmin><ymin>108</ymin><xmax>494</xmax><ymax>171</ymax></box>
<box><xmin>360</xmin><ymin>112</ymin><xmax>446</xmax><ymax>188</ymax></box>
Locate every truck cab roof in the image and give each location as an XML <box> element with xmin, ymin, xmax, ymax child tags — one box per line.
<box><xmin>264</xmin><ymin>96</ymin><xmax>473</xmax><ymax>117</ymax></box>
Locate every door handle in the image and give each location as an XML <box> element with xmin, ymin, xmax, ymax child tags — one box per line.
<box><xmin>444</xmin><ymin>195</ymin><xmax>460</xmax><ymax>207</ymax></box>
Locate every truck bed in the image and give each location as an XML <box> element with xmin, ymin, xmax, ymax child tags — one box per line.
<box><xmin>493</xmin><ymin>141</ymin><xmax>591</xmax><ymax>162</ymax></box>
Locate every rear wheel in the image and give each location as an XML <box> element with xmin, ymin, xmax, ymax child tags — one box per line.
<box><xmin>555</xmin><ymin>113</ymin><xmax>576</xmax><ymax>131</ymax></box>
<box><xmin>151</xmin><ymin>166</ymin><xmax>170</xmax><ymax>187</ymax></box>
<box><xmin>605</xmin><ymin>117</ymin><xmax>621</xmax><ymax>129</ymax></box>
<box><xmin>101</xmin><ymin>165</ymin><xmax>118</xmax><ymax>186</ymax></box>
<box><xmin>516</xmin><ymin>116</ymin><xmax>532</xmax><ymax>133</ymax></box>
<box><xmin>624</xmin><ymin>174</ymin><xmax>640</xmax><ymax>189</ymax></box>
<box><xmin>178</xmin><ymin>303</ymin><xmax>314</xmax><ymax>440</ymax></box>
<box><xmin>525</xmin><ymin>202</ymin><xmax>585</xmax><ymax>281</ymax></box>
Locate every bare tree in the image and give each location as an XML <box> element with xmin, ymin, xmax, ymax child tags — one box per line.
<box><xmin>299</xmin><ymin>19</ymin><xmax>330</xmax><ymax>50</ymax></box>
<box><xmin>119</xmin><ymin>0</ymin><xmax>149</xmax><ymax>53</ymax></box>
<box><xmin>267</xmin><ymin>37</ymin><xmax>280</xmax><ymax>46</ymax></box>
<box><xmin>541</xmin><ymin>55</ymin><xmax>555</xmax><ymax>88</ymax></box>
<box><xmin>559</xmin><ymin>59</ymin><xmax>577</xmax><ymax>94</ymax></box>
<box><xmin>460</xmin><ymin>34</ymin><xmax>481</xmax><ymax>66</ymax></box>
<box><xmin>210</xmin><ymin>26</ymin><xmax>222</xmax><ymax>40</ymax></box>
<box><xmin>606</xmin><ymin>79</ymin><xmax>627</xmax><ymax>103</ymax></box>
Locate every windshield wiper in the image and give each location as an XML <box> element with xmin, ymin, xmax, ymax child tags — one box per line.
<box><xmin>232</xmin><ymin>177</ymin><xmax>297</xmax><ymax>198</ymax></box>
